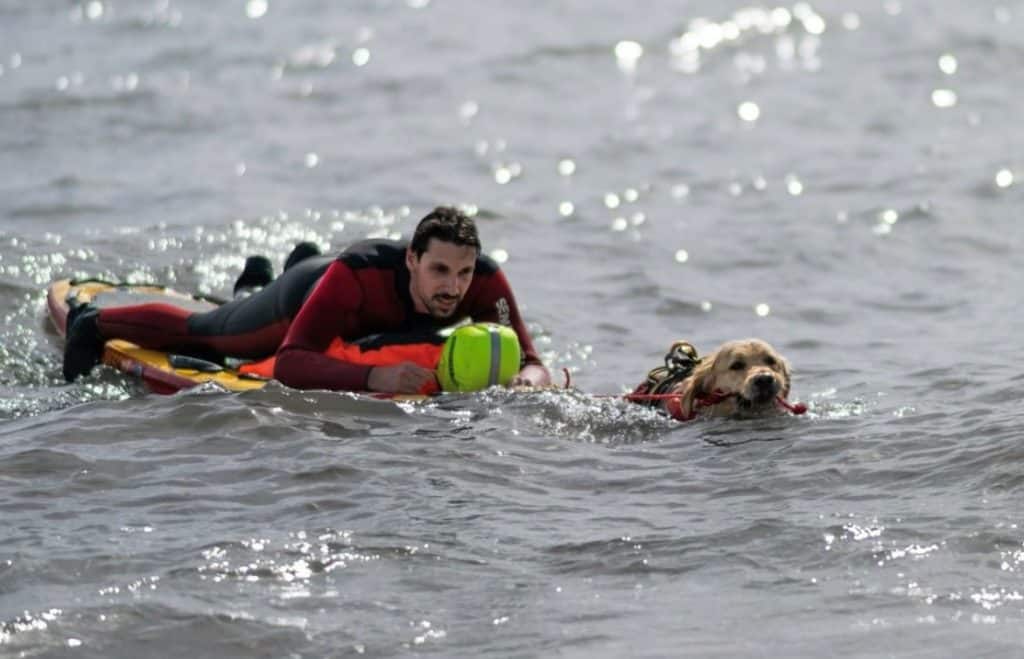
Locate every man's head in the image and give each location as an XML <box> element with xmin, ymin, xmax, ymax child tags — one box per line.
<box><xmin>406</xmin><ymin>206</ymin><xmax>481</xmax><ymax>319</ymax></box>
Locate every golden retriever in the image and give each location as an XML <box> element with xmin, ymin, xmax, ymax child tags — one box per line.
<box><xmin>631</xmin><ymin>338</ymin><xmax>797</xmax><ymax>421</ymax></box>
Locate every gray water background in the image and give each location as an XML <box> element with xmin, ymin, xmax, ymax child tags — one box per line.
<box><xmin>2</xmin><ymin>1</ymin><xmax>1024</xmax><ymax>656</ymax></box>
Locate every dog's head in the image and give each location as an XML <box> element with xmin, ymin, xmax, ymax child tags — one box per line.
<box><xmin>678</xmin><ymin>339</ymin><xmax>791</xmax><ymax>418</ymax></box>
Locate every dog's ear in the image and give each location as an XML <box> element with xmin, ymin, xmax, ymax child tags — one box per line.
<box><xmin>778</xmin><ymin>354</ymin><xmax>792</xmax><ymax>399</ymax></box>
<box><xmin>676</xmin><ymin>356</ymin><xmax>716</xmax><ymax>418</ymax></box>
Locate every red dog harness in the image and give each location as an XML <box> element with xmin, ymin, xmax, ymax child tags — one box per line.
<box><xmin>626</xmin><ymin>388</ymin><xmax>808</xmax><ymax>422</ymax></box>
<box><xmin>560</xmin><ymin>367</ymin><xmax>808</xmax><ymax>422</ymax></box>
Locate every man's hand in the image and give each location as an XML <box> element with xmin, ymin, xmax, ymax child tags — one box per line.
<box><xmin>367</xmin><ymin>362</ymin><xmax>438</xmax><ymax>393</ymax></box>
<box><xmin>507</xmin><ymin>364</ymin><xmax>551</xmax><ymax>389</ymax></box>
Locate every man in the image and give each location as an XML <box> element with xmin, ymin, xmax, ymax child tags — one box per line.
<box><xmin>63</xmin><ymin>206</ymin><xmax>550</xmax><ymax>393</ymax></box>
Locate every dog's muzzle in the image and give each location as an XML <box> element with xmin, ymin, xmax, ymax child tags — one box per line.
<box><xmin>744</xmin><ymin>372</ymin><xmax>780</xmax><ymax>405</ymax></box>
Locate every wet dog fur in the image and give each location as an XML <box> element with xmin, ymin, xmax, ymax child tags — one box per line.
<box><xmin>667</xmin><ymin>338</ymin><xmax>791</xmax><ymax>419</ymax></box>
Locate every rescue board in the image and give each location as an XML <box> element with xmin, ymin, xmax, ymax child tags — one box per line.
<box><xmin>47</xmin><ymin>278</ymin><xmax>426</xmax><ymax>400</ymax></box>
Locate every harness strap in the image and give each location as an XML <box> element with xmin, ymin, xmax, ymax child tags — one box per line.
<box><xmin>629</xmin><ymin>389</ymin><xmax>807</xmax><ymax>421</ymax></box>
<box><xmin>633</xmin><ymin>340</ymin><xmax>701</xmax><ymax>405</ymax></box>
<box><xmin>557</xmin><ymin>342</ymin><xmax>810</xmax><ymax>422</ymax></box>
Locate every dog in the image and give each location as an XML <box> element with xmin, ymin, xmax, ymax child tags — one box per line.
<box><xmin>630</xmin><ymin>338</ymin><xmax>800</xmax><ymax>421</ymax></box>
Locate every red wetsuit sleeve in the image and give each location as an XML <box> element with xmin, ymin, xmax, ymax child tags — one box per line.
<box><xmin>470</xmin><ymin>268</ymin><xmax>550</xmax><ymax>379</ymax></box>
<box><xmin>273</xmin><ymin>260</ymin><xmax>374</xmax><ymax>391</ymax></box>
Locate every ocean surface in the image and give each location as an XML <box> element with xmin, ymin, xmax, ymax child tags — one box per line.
<box><xmin>2</xmin><ymin>1</ymin><xmax>1024</xmax><ymax>656</ymax></box>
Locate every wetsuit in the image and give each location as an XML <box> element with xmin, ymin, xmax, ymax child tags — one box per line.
<box><xmin>95</xmin><ymin>239</ymin><xmax>543</xmax><ymax>391</ymax></box>
<box><xmin>98</xmin><ymin>254</ymin><xmax>333</xmax><ymax>360</ymax></box>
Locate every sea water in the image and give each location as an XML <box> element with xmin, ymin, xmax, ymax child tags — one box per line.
<box><xmin>2</xmin><ymin>1</ymin><xmax>1023</xmax><ymax>656</ymax></box>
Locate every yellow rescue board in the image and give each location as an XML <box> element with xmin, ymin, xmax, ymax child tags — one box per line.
<box><xmin>47</xmin><ymin>278</ymin><xmax>424</xmax><ymax>400</ymax></box>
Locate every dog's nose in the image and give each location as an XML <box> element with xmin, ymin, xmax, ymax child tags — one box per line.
<box><xmin>753</xmin><ymin>373</ymin><xmax>776</xmax><ymax>393</ymax></box>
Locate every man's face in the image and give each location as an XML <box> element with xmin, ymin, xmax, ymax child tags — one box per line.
<box><xmin>406</xmin><ymin>239</ymin><xmax>477</xmax><ymax>318</ymax></box>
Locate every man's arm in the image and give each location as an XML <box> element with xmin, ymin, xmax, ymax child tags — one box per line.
<box><xmin>471</xmin><ymin>268</ymin><xmax>551</xmax><ymax>388</ymax></box>
<box><xmin>509</xmin><ymin>363</ymin><xmax>550</xmax><ymax>388</ymax></box>
<box><xmin>274</xmin><ymin>260</ymin><xmax>437</xmax><ymax>393</ymax></box>
<box><xmin>273</xmin><ymin>260</ymin><xmax>376</xmax><ymax>391</ymax></box>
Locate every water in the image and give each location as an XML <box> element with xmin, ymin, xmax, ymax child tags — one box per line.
<box><xmin>3</xmin><ymin>1</ymin><xmax>1024</xmax><ymax>656</ymax></box>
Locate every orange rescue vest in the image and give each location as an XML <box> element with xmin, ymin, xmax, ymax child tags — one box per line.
<box><xmin>239</xmin><ymin>336</ymin><xmax>444</xmax><ymax>394</ymax></box>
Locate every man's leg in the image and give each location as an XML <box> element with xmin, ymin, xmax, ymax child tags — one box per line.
<box><xmin>232</xmin><ymin>242</ymin><xmax>320</xmax><ymax>297</ymax></box>
<box><xmin>63</xmin><ymin>304</ymin><xmax>104</xmax><ymax>382</ymax></box>
<box><xmin>63</xmin><ymin>255</ymin><xmax>334</xmax><ymax>382</ymax></box>
<box><xmin>233</xmin><ymin>255</ymin><xmax>274</xmax><ymax>297</ymax></box>
<box><xmin>283</xmin><ymin>242</ymin><xmax>321</xmax><ymax>271</ymax></box>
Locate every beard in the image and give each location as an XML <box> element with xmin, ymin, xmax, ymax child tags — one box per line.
<box><xmin>423</xmin><ymin>293</ymin><xmax>461</xmax><ymax>318</ymax></box>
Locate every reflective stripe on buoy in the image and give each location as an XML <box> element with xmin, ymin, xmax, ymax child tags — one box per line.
<box><xmin>488</xmin><ymin>325</ymin><xmax>501</xmax><ymax>387</ymax></box>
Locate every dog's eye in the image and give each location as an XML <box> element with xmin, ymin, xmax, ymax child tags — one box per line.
<box><xmin>763</xmin><ymin>356</ymin><xmax>776</xmax><ymax>366</ymax></box>
<box><xmin>729</xmin><ymin>361</ymin><xmax>745</xmax><ymax>371</ymax></box>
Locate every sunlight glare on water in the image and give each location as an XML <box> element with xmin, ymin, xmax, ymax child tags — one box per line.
<box><xmin>614</xmin><ymin>40</ymin><xmax>643</xmax><ymax>75</ymax></box>
<box><xmin>245</xmin><ymin>0</ymin><xmax>268</xmax><ymax>19</ymax></box>
<box><xmin>3</xmin><ymin>1</ymin><xmax>1024</xmax><ymax>657</ymax></box>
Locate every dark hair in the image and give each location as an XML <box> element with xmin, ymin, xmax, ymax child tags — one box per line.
<box><xmin>409</xmin><ymin>206</ymin><xmax>481</xmax><ymax>257</ymax></box>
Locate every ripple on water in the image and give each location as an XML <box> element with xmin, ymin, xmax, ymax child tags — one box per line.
<box><xmin>2</xmin><ymin>0</ymin><xmax>1024</xmax><ymax>655</ymax></box>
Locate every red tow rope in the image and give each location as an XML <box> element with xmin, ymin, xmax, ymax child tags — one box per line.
<box><xmin>558</xmin><ymin>367</ymin><xmax>806</xmax><ymax>422</ymax></box>
<box><xmin>775</xmin><ymin>397</ymin><xmax>808</xmax><ymax>416</ymax></box>
<box><xmin>627</xmin><ymin>389</ymin><xmax>807</xmax><ymax>422</ymax></box>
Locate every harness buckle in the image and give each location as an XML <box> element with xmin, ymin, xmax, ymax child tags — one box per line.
<box><xmin>637</xmin><ymin>340</ymin><xmax>701</xmax><ymax>402</ymax></box>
